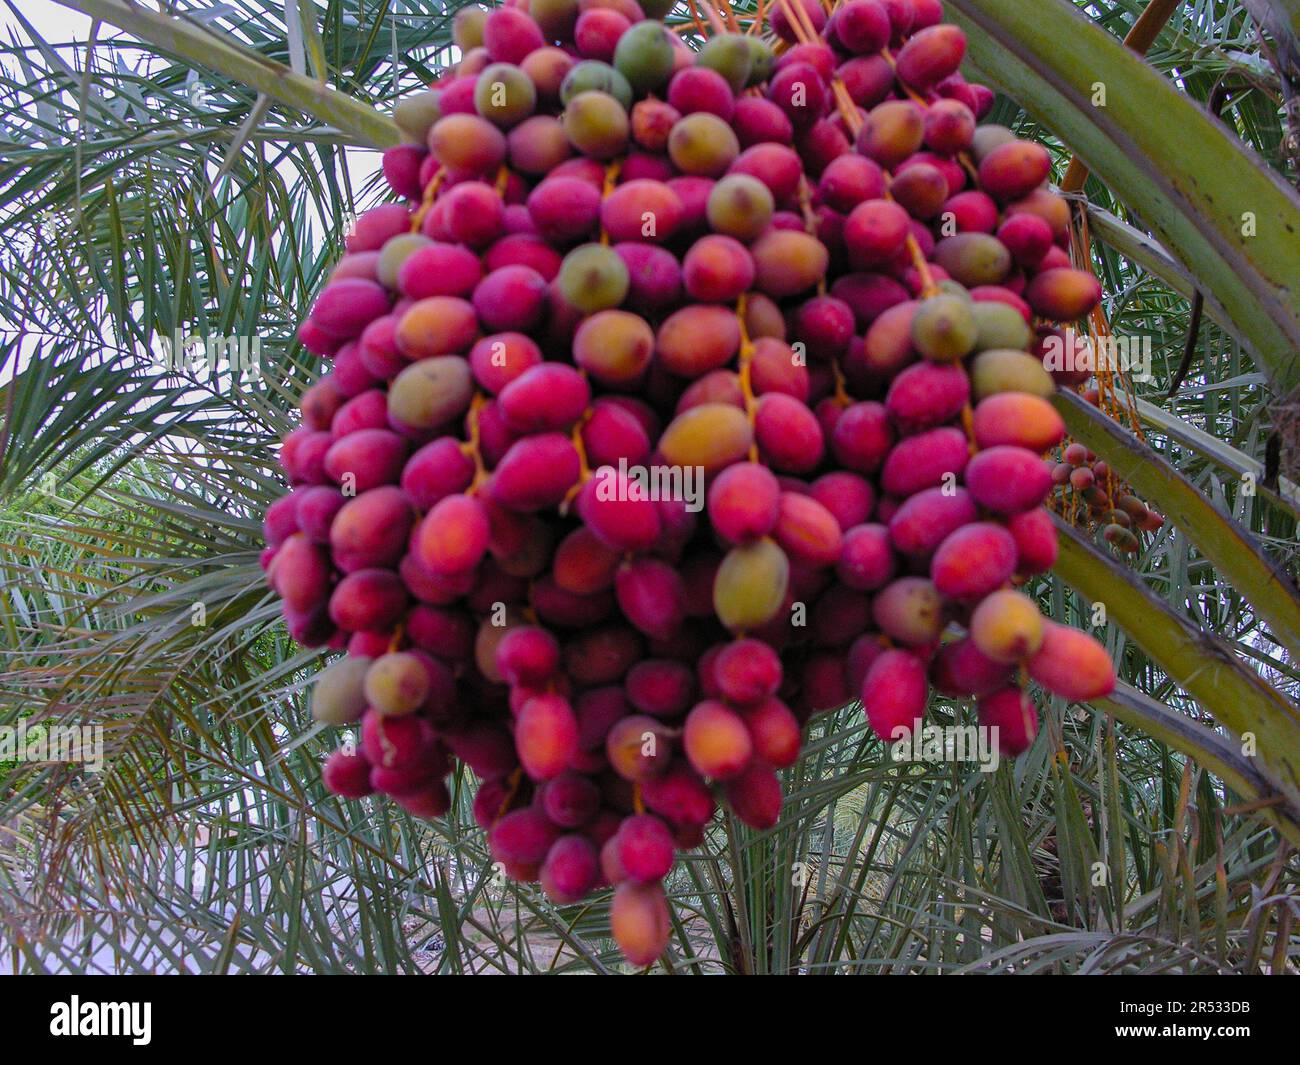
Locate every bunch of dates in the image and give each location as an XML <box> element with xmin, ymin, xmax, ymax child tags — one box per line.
<box><xmin>1052</xmin><ymin>435</ymin><xmax>1165</xmax><ymax>551</ymax></box>
<box><xmin>264</xmin><ymin>0</ymin><xmax>1117</xmax><ymax>966</ymax></box>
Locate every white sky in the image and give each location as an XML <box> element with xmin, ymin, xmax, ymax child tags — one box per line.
<box><xmin>4</xmin><ymin>0</ymin><xmax>90</xmax><ymax>39</ymax></box>
<box><xmin>0</xmin><ymin>0</ymin><xmax>397</xmax><ymax>357</ymax></box>
<box><xmin>2</xmin><ymin>0</ymin><xmax>387</xmax><ymax>204</ymax></box>
<box><xmin>0</xmin><ymin>0</ymin><xmax>401</xmax><ymax>408</ymax></box>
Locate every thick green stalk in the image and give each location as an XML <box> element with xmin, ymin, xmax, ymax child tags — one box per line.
<box><xmin>54</xmin><ymin>0</ymin><xmax>401</xmax><ymax>148</ymax></box>
<box><xmin>1053</xmin><ymin>389</ymin><xmax>1300</xmax><ymax>661</ymax></box>
<box><xmin>1132</xmin><ymin>398</ymin><xmax>1300</xmax><ymax>519</ymax></box>
<box><xmin>1080</xmin><ymin>201</ymin><xmax>1189</xmax><ymax>289</ymax></box>
<box><xmin>1053</xmin><ymin>519</ymin><xmax>1300</xmax><ymax>815</ymax></box>
<box><xmin>1092</xmin><ymin>684</ymin><xmax>1300</xmax><ymax>849</ymax></box>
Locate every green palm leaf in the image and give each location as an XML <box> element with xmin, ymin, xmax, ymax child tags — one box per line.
<box><xmin>1</xmin><ymin>0</ymin><xmax>1296</xmax><ymax>975</ymax></box>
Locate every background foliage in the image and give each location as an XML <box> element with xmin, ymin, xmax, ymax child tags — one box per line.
<box><xmin>0</xmin><ymin>0</ymin><xmax>1296</xmax><ymax>973</ymax></box>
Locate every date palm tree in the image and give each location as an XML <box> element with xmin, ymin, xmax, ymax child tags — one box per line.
<box><xmin>0</xmin><ymin>0</ymin><xmax>1296</xmax><ymax>973</ymax></box>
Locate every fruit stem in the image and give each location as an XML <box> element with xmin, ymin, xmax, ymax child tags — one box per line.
<box><xmin>561</xmin><ymin>404</ymin><xmax>595</xmax><ymax>513</ymax></box>
<box><xmin>797</xmin><ymin>178</ymin><xmax>829</xmax><ymax>297</ymax></box>
<box><xmin>880</xmin><ymin>48</ymin><xmax>931</xmax><ymax>111</ymax></box>
<box><xmin>1072</xmin><ymin>208</ymin><xmax>1145</xmax><ymax>441</ymax></box>
<box><xmin>831</xmin><ymin>355</ymin><xmax>851</xmax><ymax>406</ymax></box>
<box><xmin>409</xmin><ymin>167</ymin><xmax>445</xmax><ymax>234</ymax></box>
<box><xmin>904</xmin><ymin>234</ymin><xmax>940</xmax><ymax>298</ymax></box>
<box><xmin>460</xmin><ymin>392</ymin><xmax>491</xmax><ymax>493</ymax></box>
<box><xmin>960</xmin><ymin>403</ymin><xmax>976</xmax><ymax>452</ymax></box>
<box><xmin>689</xmin><ymin>0</ymin><xmax>729</xmax><ymax>36</ymax></box>
<box><xmin>797</xmin><ymin>176</ymin><xmax>818</xmax><ymax>232</ymax></box>
<box><xmin>782</xmin><ymin>0</ymin><xmax>820</xmax><ymax>42</ymax></box>
<box><xmin>824</xmin><ymin>47</ymin><xmax>940</xmax><ymax>299</ymax></box>
<box><xmin>715</xmin><ymin>0</ymin><xmax>741</xmax><ymax>33</ymax></box>
<box><xmin>683</xmin><ymin>0</ymin><xmax>711</xmax><ymax>39</ymax></box>
<box><xmin>598</xmin><ymin>157</ymin><xmax>624</xmax><ymax>246</ymax></box>
<box><xmin>494</xmin><ymin>767</ymin><xmax>524</xmax><ymax>825</ymax></box>
<box><xmin>735</xmin><ymin>292</ymin><xmax>762</xmax><ymax>463</ymax></box>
